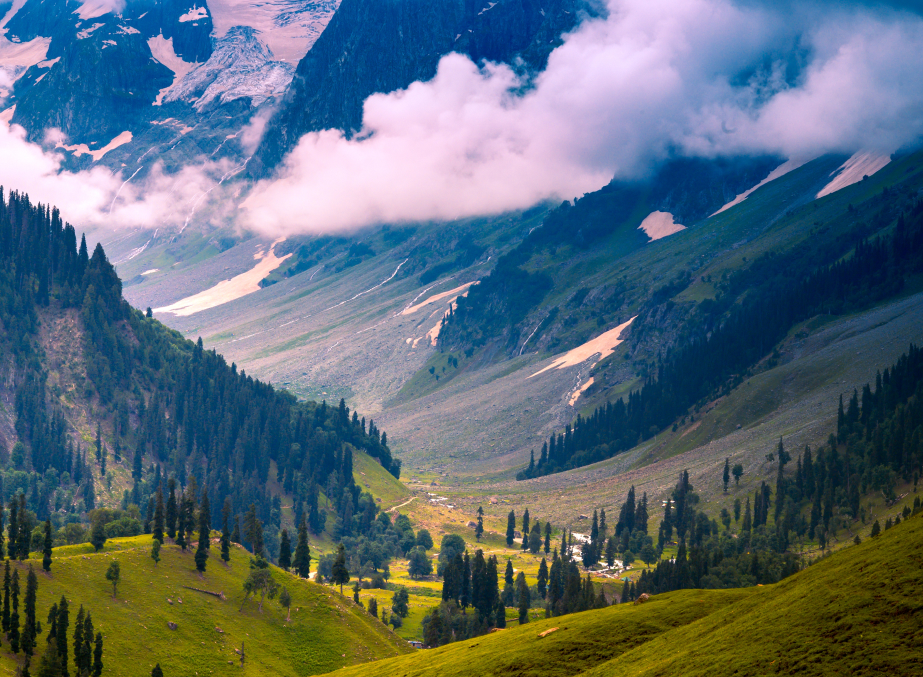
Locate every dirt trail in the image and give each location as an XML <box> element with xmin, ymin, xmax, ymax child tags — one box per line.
<box><xmin>388</xmin><ymin>496</ymin><xmax>417</xmax><ymax>513</ymax></box>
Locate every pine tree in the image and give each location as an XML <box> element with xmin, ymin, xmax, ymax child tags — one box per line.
<box><xmin>90</xmin><ymin>519</ymin><xmax>106</xmax><ymax>553</ymax></box>
<box><xmin>56</xmin><ymin>596</ymin><xmax>69</xmax><ymax>677</ymax></box>
<box><xmin>7</xmin><ymin>498</ymin><xmax>17</xmax><ymax>561</ymax></box>
<box><xmin>92</xmin><ymin>633</ymin><xmax>103</xmax><ymax>677</ymax></box>
<box><xmin>79</xmin><ymin>613</ymin><xmax>93</xmax><ymax>676</ymax></box>
<box><xmin>9</xmin><ymin>569</ymin><xmax>20</xmax><ymax>653</ymax></box>
<box><xmin>73</xmin><ymin>607</ymin><xmax>84</xmax><ymax>676</ymax></box>
<box><xmin>37</xmin><ymin>637</ymin><xmax>64</xmax><ymax>677</ymax></box>
<box><xmin>221</xmin><ymin>500</ymin><xmax>232</xmax><ymax>565</ymax></box>
<box><xmin>166</xmin><ymin>479</ymin><xmax>177</xmax><ymax>540</ymax></box>
<box><xmin>16</xmin><ymin>494</ymin><xmax>29</xmax><ymax>560</ymax></box>
<box><xmin>537</xmin><ymin>558</ymin><xmax>548</xmax><ymax>600</ymax></box>
<box><xmin>529</xmin><ymin>521</ymin><xmax>542</xmax><ymax>554</ymax></box>
<box><xmin>742</xmin><ymin>497</ymin><xmax>752</xmax><ymax>533</ymax></box>
<box><xmin>516</xmin><ymin>571</ymin><xmax>530</xmax><ymax>624</ymax></box>
<box><xmin>151</xmin><ymin>540</ymin><xmax>161</xmax><ymax>566</ymax></box>
<box><xmin>151</xmin><ymin>664</ymin><xmax>163</xmax><ymax>677</ymax></box>
<box><xmin>22</xmin><ymin>566</ymin><xmax>37</xmax><ymax>656</ymax></box>
<box><xmin>543</xmin><ymin>522</ymin><xmax>551</xmax><ymax>554</ymax></box>
<box><xmin>232</xmin><ymin>517</ymin><xmax>241</xmax><ymax>545</ymax></box>
<box><xmin>505</xmin><ymin>510</ymin><xmax>515</xmax><ymax>547</ymax></box>
<box><xmin>331</xmin><ymin>544</ymin><xmax>350</xmax><ymax>595</ymax></box>
<box><xmin>47</xmin><ymin>602</ymin><xmax>58</xmax><ymax>647</ymax></box>
<box><xmin>521</xmin><ymin>510</ymin><xmax>530</xmax><ymax>551</ymax></box>
<box><xmin>475</xmin><ymin>506</ymin><xmax>484</xmax><ymax>542</ymax></box>
<box><xmin>195</xmin><ymin>492</ymin><xmax>210</xmax><ymax>573</ymax></box>
<box><xmin>243</xmin><ymin>504</ymin><xmax>264</xmax><ymax>557</ymax></box>
<box><xmin>2</xmin><ymin>561</ymin><xmax>10</xmax><ymax>634</ymax></box>
<box><xmin>278</xmin><ymin>530</ymin><xmax>291</xmax><ymax>571</ymax></box>
<box><xmin>42</xmin><ymin>521</ymin><xmax>52</xmax><ymax>573</ymax></box>
<box><xmin>153</xmin><ymin>488</ymin><xmax>165</xmax><ymax>544</ymax></box>
<box><xmin>723</xmin><ymin>458</ymin><xmax>730</xmax><ymax>493</ymax></box>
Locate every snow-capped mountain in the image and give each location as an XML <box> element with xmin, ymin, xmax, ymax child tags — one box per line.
<box><xmin>0</xmin><ymin>0</ymin><xmax>339</xmax><ymax>172</ymax></box>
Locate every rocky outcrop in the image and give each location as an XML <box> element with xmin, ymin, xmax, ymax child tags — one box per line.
<box><xmin>166</xmin><ymin>26</ymin><xmax>294</xmax><ymax>111</ymax></box>
<box><xmin>247</xmin><ymin>0</ymin><xmax>588</xmax><ymax>177</ymax></box>
<box><xmin>128</xmin><ymin>0</ymin><xmax>214</xmax><ymax>63</ymax></box>
<box><xmin>12</xmin><ymin>22</ymin><xmax>173</xmax><ymax>142</ymax></box>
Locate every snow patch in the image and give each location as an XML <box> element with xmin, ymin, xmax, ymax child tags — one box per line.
<box><xmin>141</xmin><ymin>269</ymin><xmax>159</xmax><ymax>275</ymax></box>
<box><xmin>178</xmin><ymin>6</ymin><xmax>208</xmax><ymax>22</ymax></box>
<box><xmin>0</xmin><ymin>105</ymin><xmax>14</xmax><ymax>123</ymax></box>
<box><xmin>0</xmin><ymin>0</ymin><xmax>27</xmax><ymax>29</ymax></box>
<box><xmin>148</xmin><ymin>35</ymin><xmax>197</xmax><ymax>105</ymax></box>
<box><xmin>816</xmin><ymin>151</ymin><xmax>891</xmax><ymax>199</ymax></box>
<box><xmin>36</xmin><ymin>57</ymin><xmax>60</xmax><ymax>68</ymax></box>
<box><xmin>711</xmin><ymin>158</ymin><xmax>810</xmax><ymax>216</ymax></box>
<box><xmin>638</xmin><ymin>211</ymin><xmax>685</xmax><ymax>241</ymax></box>
<box><xmin>401</xmin><ymin>282</ymin><xmax>475</xmax><ymax>315</ymax></box>
<box><xmin>57</xmin><ymin>130</ymin><xmax>132</xmax><ymax>162</ymax></box>
<box><xmin>75</xmin><ymin>0</ymin><xmax>125</xmax><ymax>20</ymax></box>
<box><xmin>76</xmin><ymin>23</ymin><xmax>105</xmax><ymax>39</ymax></box>
<box><xmin>0</xmin><ymin>35</ymin><xmax>50</xmax><ymax>95</ymax></box>
<box><xmin>530</xmin><ymin>316</ymin><xmax>636</xmax><ymax>378</ymax></box>
<box><xmin>569</xmin><ymin>376</ymin><xmax>594</xmax><ymax>406</ymax></box>
<box><xmin>155</xmin><ymin>239</ymin><xmax>291</xmax><ymax>316</ymax></box>
<box><xmin>0</xmin><ymin>35</ymin><xmax>50</xmax><ymax>68</ymax></box>
<box><xmin>117</xmin><ymin>24</ymin><xmax>140</xmax><ymax>35</ymax></box>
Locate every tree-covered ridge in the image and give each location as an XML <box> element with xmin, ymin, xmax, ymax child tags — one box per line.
<box><xmin>0</xmin><ymin>188</ymin><xmax>400</xmax><ymax>561</ymax></box>
<box><xmin>519</xmin><ymin>195</ymin><xmax>923</xmax><ymax>479</ymax></box>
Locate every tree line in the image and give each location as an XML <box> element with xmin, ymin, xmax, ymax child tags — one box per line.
<box><xmin>519</xmin><ymin>196</ymin><xmax>923</xmax><ymax>479</ymax></box>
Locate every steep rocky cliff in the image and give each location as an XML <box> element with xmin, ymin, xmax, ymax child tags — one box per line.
<box><xmin>248</xmin><ymin>0</ymin><xmax>588</xmax><ymax>177</ymax></box>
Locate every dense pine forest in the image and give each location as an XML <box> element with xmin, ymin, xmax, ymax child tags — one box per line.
<box><xmin>0</xmin><ymin>188</ymin><xmax>401</xmax><ymax>561</ymax></box>
<box><xmin>518</xmin><ymin>193</ymin><xmax>923</xmax><ymax>479</ymax></box>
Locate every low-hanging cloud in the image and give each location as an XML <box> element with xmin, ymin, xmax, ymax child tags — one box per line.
<box><xmin>0</xmin><ymin>122</ymin><xmax>240</xmax><ymax>233</ymax></box>
<box><xmin>242</xmin><ymin>0</ymin><xmax>923</xmax><ymax>236</ymax></box>
<box><xmin>2</xmin><ymin>0</ymin><xmax>923</xmax><ymax>239</ymax></box>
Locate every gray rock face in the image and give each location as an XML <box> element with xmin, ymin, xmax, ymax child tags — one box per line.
<box><xmin>5</xmin><ymin>0</ymin><xmax>212</xmax><ymax>142</ymax></box>
<box><xmin>128</xmin><ymin>0</ymin><xmax>215</xmax><ymax>63</ymax></box>
<box><xmin>13</xmin><ymin>22</ymin><xmax>173</xmax><ymax>142</ymax></box>
<box><xmin>166</xmin><ymin>26</ymin><xmax>294</xmax><ymax>112</ymax></box>
<box><xmin>248</xmin><ymin>0</ymin><xmax>587</xmax><ymax>177</ymax></box>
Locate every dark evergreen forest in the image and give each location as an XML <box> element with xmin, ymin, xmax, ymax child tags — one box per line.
<box><xmin>519</xmin><ymin>195</ymin><xmax>923</xmax><ymax>479</ymax></box>
<box><xmin>0</xmin><ymin>188</ymin><xmax>401</xmax><ymax>561</ymax></box>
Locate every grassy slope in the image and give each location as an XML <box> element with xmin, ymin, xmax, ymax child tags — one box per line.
<box><xmin>329</xmin><ymin>512</ymin><xmax>923</xmax><ymax>677</ymax></box>
<box><xmin>0</xmin><ymin>536</ymin><xmax>411</xmax><ymax>677</ymax></box>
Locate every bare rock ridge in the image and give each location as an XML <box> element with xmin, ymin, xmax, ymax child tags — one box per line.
<box><xmin>248</xmin><ymin>0</ymin><xmax>587</xmax><ymax>177</ymax></box>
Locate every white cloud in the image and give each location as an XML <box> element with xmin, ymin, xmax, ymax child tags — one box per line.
<box><xmin>243</xmin><ymin>0</ymin><xmax>923</xmax><ymax>235</ymax></box>
<box><xmin>3</xmin><ymin>0</ymin><xmax>923</xmax><ymax>238</ymax></box>
<box><xmin>0</xmin><ymin>121</ymin><xmax>238</xmax><ymax>231</ymax></box>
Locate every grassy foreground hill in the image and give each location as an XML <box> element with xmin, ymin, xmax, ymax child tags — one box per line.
<box><xmin>0</xmin><ymin>536</ymin><xmax>410</xmax><ymax>677</ymax></box>
<box><xmin>329</xmin><ymin>511</ymin><xmax>923</xmax><ymax>677</ymax></box>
